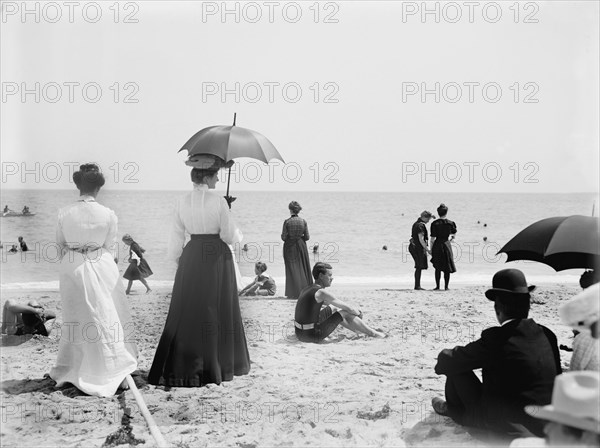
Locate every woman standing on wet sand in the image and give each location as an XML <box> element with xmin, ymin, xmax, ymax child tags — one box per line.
<box><xmin>430</xmin><ymin>203</ymin><xmax>457</xmax><ymax>290</ymax></box>
<box><xmin>281</xmin><ymin>201</ymin><xmax>313</xmax><ymax>299</ymax></box>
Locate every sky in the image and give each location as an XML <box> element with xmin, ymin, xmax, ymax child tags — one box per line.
<box><xmin>1</xmin><ymin>1</ymin><xmax>599</xmax><ymax>193</ymax></box>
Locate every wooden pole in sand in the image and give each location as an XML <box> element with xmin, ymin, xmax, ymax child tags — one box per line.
<box><xmin>125</xmin><ymin>375</ymin><xmax>170</xmax><ymax>448</ymax></box>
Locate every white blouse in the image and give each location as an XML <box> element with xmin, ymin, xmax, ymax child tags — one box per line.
<box><xmin>168</xmin><ymin>184</ymin><xmax>243</xmax><ymax>262</ymax></box>
<box><xmin>56</xmin><ymin>196</ymin><xmax>118</xmax><ymax>254</ymax></box>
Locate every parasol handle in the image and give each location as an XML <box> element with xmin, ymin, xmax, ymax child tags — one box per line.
<box><xmin>226</xmin><ymin>165</ymin><xmax>232</xmax><ymax>209</ymax></box>
<box><xmin>233</xmin><ymin>112</ymin><xmax>236</xmax><ymax>126</ymax></box>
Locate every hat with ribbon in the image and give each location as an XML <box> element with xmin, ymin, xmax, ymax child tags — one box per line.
<box><xmin>185</xmin><ymin>154</ymin><xmax>234</xmax><ymax>171</ymax></box>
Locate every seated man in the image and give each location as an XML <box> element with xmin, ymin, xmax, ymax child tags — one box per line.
<box><xmin>1</xmin><ymin>299</ymin><xmax>56</xmax><ymax>337</ymax></box>
<box><xmin>294</xmin><ymin>262</ymin><xmax>385</xmax><ymax>343</ymax></box>
<box><xmin>432</xmin><ymin>269</ymin><xmax>562</xmax><ymax>438</ymax></box>
<box><xmin>240</xmin><ymin>261</ymin><xmax>276</xmax><ymax>296</ymax></box>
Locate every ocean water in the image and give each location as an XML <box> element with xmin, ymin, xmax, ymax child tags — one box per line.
<box><xmin>1</xmin><ymin>190</ymin><xmax>597</xmax><ymax>289</ymax></box>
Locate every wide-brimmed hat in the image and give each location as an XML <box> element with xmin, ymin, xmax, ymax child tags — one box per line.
<box><xmin>485</xmin><ymin>268</ymin><xmax>535</xmax><ymax>300</ymax></box>
<box><xmin>185</xmin><ymin>154</ymin><xmax>234</xmax><ymax>171</ymax></box>
<box><xmin>559</xmin><ymin>283</ymin><xmax>600</xmax><ymax>331</ymax></box>
<box><xmin>525</xmin><ymin>371</ymin><xmax>600</xmax><ymax>433</ymax></box>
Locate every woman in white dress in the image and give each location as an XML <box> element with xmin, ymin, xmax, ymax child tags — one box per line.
<box><xmin>49</xmin><ymin>164</ymin><xmax>138</xmax><ymax>397</ymax></box>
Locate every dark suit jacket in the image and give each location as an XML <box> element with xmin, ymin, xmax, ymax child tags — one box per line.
<box><xmin>435</xmin><ymin>318</ymin><xmax>561</xmax><ymax>436</ymax></box>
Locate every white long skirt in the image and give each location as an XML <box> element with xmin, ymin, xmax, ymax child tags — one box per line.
<box><xmin>49</xmin><ymin>249</ymin><xmax>138</xmax><ymax>397</ymax></box>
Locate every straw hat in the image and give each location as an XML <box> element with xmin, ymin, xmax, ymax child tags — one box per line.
<box><xmin>525</xmin><ymin>371</ymin><xmax>600</xmax><ymax>433</ymax></box>
<box><xmin>185</xmin><ymin>154</ymin><xmax>234</xmax><ymax>170</ymax></box>
<box><xmin>559</xmin><ymin>283</ymin><xmax>600</xmax><ymax>331</ymax></box>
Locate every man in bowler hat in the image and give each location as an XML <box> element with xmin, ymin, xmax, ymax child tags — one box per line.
<box><xmin>432</xmin><ymin>269</ymin><xmax>562</xmax><ymax>438</ymax></box>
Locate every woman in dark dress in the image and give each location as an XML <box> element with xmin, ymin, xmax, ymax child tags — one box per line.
<box><xmin>430</xmin><ymin>203</ymin><xmax>457</xmax><ymax>290</ymax></box>
<box><xmin>122</xmin><ymin>234</ymin><xmax>152</xmax><ymax>294</ymax></box>
<box><xmin>148</xmin><ymin>164</ymin><xmax>250</xmax><ymax>387</ymax></box>
<box><xmin>281</xmin><ymin>201</ymin><xmax>313</xmax><ymax>299</ymax></box>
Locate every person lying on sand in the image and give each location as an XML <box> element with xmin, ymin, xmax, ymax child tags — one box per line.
<box><xmin>1</xmin><ymin>299</ymin><xmax>56</xmax><ymax>336</ymax></box>
<box><xmin>294</xmin><ymin>262</ymin><xmax>385</xmax><ymax>343</ymax></box>
<box><xmin>240</xmin><ymin>261</ymin><xmax>276</xmax><ymax>296</ymax></box>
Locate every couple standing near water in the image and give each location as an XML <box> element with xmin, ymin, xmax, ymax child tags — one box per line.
<box><xmin>50</xmin><ymin>161</ymin><xmax>250</xmax><ymax>395</ymax></box>
<box><xmin>409</xmin><ymin>204</ymin><xmax>457</xmax><ymax>291</ymax></box>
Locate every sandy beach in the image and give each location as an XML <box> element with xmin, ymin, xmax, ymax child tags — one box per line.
<box><xmin>0</xmin><ymin>283</ymin><xmax>581</xmax><ymax>447</ymax></box>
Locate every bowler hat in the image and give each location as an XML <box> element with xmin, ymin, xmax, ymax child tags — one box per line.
<box><xmin>525</xmin><ymin>371</ymin><xmax>600</xmax><ymax>433</ymax></box>
<box><xmin>485</xmin><ymin>268</ymin><xmax>535</xmax><ymax>301</ymax></box>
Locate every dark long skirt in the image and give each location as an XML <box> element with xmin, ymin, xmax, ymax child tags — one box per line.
<box><xmin>283</xmin><ymin>238</ymin><xmax>313</xmax><ymax>299</ymax></box>
<box><xmin>431</xmin><ymin>240</ymin><xmax>456</xmax><ymax>273</ymax></box>
<box><xmin>148</xmin><ymin>234</ymin><xmax>250</xmax><ymax>387</ymax></box>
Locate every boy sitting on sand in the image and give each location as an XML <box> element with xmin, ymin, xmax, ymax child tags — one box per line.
<box><xmin>294</xmin><ymin>262</ymin><xmax>385</xmax><ymax>343</ymax></box>
<box><xmin>240</xmin><ymin>262</ymin><xmax>277</xmax><ymax>296</ymax></box>
<box><xmin>1</xmin><ymin>299</ymin><xmax>56</xmax><ymax>336</ymax></box>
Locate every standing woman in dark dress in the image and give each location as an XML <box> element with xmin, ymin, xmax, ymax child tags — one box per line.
<box><xmin>430</xmin><ymin>203</ymin><xmax>457</xmax><ymax>290</ymax></box>
<box><xmin>122</xmin><ymin>234</ymin><xmax>152</xmax><ymax>294</ymax></box>
<box><xmin>149</xmin><ymin>164</ymin><xmax>250</xmax><ymax>387</ymax></box>
<box><xmin>281</xmin><ymin>201</ymin><xmax>313</xmax><ymax>299</ymax></box>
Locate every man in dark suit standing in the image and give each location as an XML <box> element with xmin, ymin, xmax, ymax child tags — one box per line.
<box><xmin>432</xmin><ymin>269</ymin><xmax>562</xmax><ymax>438</ymax></box>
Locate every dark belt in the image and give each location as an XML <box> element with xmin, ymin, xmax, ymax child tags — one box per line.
<box><xmin>191</xmin><ymin>234</ymin><xmax>219</xmax><ymax>240</ymax></box>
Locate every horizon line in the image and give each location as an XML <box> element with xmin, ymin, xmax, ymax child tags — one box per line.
<box><xmin>1</xmin><ymin>188</ymin><xmax>599</xmax><ymax>195</ymax></box>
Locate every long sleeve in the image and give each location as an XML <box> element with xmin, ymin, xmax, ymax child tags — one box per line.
<box><xmin>56</xmin><ymin>212</ymin><xmax>67</xmax><ymax>257</ymax></box>
<box><xmin>218</xmin><ymin>198</ymin><xmax>242</xmax><ymax>245</ymax></box>
<box><xmin>103</xmin><ymin>210</ymin><xmax>119</xmax><ymax>258</ymax></box>
<box><xmin>570</xmin><ymin>333</ymin><xmax>598</xmax><ymax>371</ymax></box>
<box><xmin>281</xmin><ymin>220</ymin><xmax>288</xmax><ymax>241</ymax></box>
<box><xmin>168</xmin><ymin>200</ymin><xmax>186</xmax><ymax>262</ymax></box>
<box><xmin>541</xmin><ymin>326</ymin><xmax>563</xmax><ymax>374</ymax></box>
<box><xmin>130</xmin><ymin>242</ymin><xmax>144</xmax><ymax>259</ymax></box>
<box><xmin>434</xmin><ymin>337</ymin><xmax>492</xmax><ymax>375</ymax></box>
<box><xmin>303</xmin><ymin>221</ymin><xmax>310</xmax><ymax>241</ymax></box>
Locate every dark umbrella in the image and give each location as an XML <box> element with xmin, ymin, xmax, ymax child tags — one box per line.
<box><xmin>179</xmin><ymin>113</ymin><xmax>284</xmax><ymax>207</ymax></box>
<box><xmin>498</xmin><ymin>215</ymin><xmax>600</xmax><ymax>271</ymax></box>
